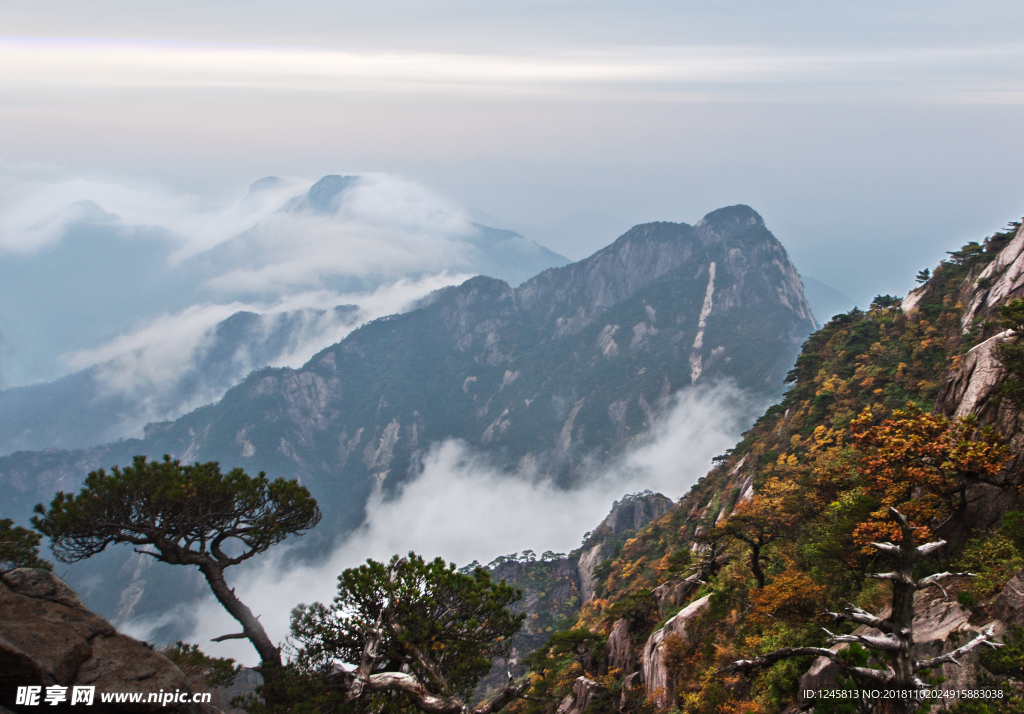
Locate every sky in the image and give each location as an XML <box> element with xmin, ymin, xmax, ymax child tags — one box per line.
<box><xmin>1</xmin><ymin>0</ymin><xmax>1023</xmax><ymax>381</ymax></box>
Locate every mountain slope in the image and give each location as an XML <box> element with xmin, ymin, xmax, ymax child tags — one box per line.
<box><xmin>0</xmin><ymin>204</ymin><xmax>815</xmax><ymax>627</ymax></box>
<box><xmin>513</xmin><ymin>217</ymin><xmax>1024</xmax><ymax>714</ymax></box>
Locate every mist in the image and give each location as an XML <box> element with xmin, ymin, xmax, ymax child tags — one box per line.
<box><xmin>120</xmin><ymin>381</ymin><xmax>763</xmax><ymax>665</ymax></box>
<box><xmin>0</xmin><ymin>169</ymin><xmax>546</xmax><ymax>388</ymax></box>
<box><xmin>64</xmin><ymin>274</ymin><xmax>470</xmax><ymax>441</ymax></box>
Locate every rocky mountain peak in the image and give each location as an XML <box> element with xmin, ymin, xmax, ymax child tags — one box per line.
<box><xmin>297</xmin><ymin>174</ymin><xmax>360</xmax><ymax>213</ymax></box>
<box><xmin>693</xmin><ymin>204</ymin><xmax>765</xmax><ymax>236</ymax></box>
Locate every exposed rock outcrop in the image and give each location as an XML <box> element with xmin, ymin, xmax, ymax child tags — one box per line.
<box><xmin>651</xmin><ymin>573</ymin><xmax>702</xmax><ymax>616</ymax></box>
<box><xmin>937</xmin><ymin>330</ymin><xmax>1014</xmax><ymax>421</ymax></box>
<box><xmin>577</xmin><ymin>492</ymin><xmax>674</xmax><ymax>602</ymax></box>
<box><xmin>606</xmin><ymin>619</ymin><xmax>635</xmax><ymax>674</ymax></box>
<box><xmin>620</xmin><ymin>671</ymin><xmax>644</xmax><ymax>713</ymax></box>
<box><xmin>958</xmin><ymin>225</ymin><xmax>1024</xmax><ymax>331</ymax></box>
<box><xmin>641</xmin><ymin>594</ymin><xmax>712</xmax><ymax>708</ymax></box>
<box><xmin>0</xmin><ymin>568</ymin><xmax>220</xmax><ymax>713</ymax></box>
<box><xmin>555</xmin><ymin>677</ymin><xmax>608</xmax><ymax>714</ymax></box>
<box><xmin>990</xmin><ymin>567</ymin><xmax>1024</xmax><ymax>627</ymax></box>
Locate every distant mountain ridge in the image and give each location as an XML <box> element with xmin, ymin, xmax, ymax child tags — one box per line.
<box><xmin>0</xmin><ymin>175</ymin><xmax>571</xmax><ymax>455</ymax></box>
<box><xmin>0</xmin><ymin>203</ymin><xmax>815</xmax><ymax>627</ymax></box>
<box><xmin>0</xmin><ymin>304</ymin><xmax>360</xmax><ymax>455</ymax></box>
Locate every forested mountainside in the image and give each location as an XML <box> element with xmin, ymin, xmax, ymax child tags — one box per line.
<box><xmin>508</xmin><ymin>218</ymin><xmax>1024</xmax><ymax>714</ymax></box>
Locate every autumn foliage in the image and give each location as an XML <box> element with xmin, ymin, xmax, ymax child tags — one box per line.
<box><xmin>850</xmin><ymin>404</ymin><xmax>1012</xmax><ymax>545</ymax></box>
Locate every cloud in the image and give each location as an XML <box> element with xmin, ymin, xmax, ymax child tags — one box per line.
<box><xmin>122</xmin><ymin>381</ymin><xmax>762</xmax><ymax>665</ymax></box>
<box><xmin>192</xmin><ymin>175</ymin><xmax>479</xmax><ymax>295</ymax></box>
<box><xmin>0</xmin><ymin>165</ymin><xmax>500</xmax><ymax>388</ymax></box>
<box><xmin>0</xmin><ymin>164</ymin><xmax>313</xmax><ymax>257</ymax></box>
<box><xmin>0</xmin><ymin>166</ymin><xmax>478</xmax><ymax>290</ymax></box>
<box><xmin>3</xmin><ymin>37</ymin><xmax>1024</xmax><ymax>103</ymax></box>
<box><xmin>60</xmin><ymin>273</ymin><xmax>471</xmax><ymax>436</ymax></box>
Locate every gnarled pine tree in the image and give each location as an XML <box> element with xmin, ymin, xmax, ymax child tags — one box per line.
<box><xmin>32</xmin><ymin>455</ymin><xmax>321</xmax><ymax>677</ymax></box>
<box><xmin>289</xmin><ymin>553</ymin><xmax>527</xmax><ymax>714</ymax></box>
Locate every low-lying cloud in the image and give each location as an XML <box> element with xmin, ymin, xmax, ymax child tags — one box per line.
<box><xmin>0</xmin><ymin>165</ymin><xmax>510</xmax><ymax>387</ymax></box>
<box><xmin>61</xmin><ymin>273</ymin><xmax>471</xmax><ymax>439</ymax></box>
<box><xmin>193</xmin><ymin>175</ymin><xmax>479</xmax><ymax>295</ymax></box>
<box><xmin>123</xmin><ymin>381</ymin><xmax>762</xmax><ymax>665</ymax></box>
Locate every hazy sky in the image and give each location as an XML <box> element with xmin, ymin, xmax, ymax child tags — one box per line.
<box><xmin>2</xmin><ymin>1</ymin><xmax>1024</xmax><ymax>316</ymax></box>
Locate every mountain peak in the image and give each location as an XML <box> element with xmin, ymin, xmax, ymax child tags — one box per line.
<box><xmin>695</xmin><ymin>204</ymin><xmax>764</xmax><ymax>231</ymax></box>
<box><xmin>247</xmin><ymin>176</ymin><xmax>283</xmax><ymax>194</ymax></box>
<box><xmin>306</xmin><ymin>175</ymin><xmax>360</xmax><ymax>213</ymax></box>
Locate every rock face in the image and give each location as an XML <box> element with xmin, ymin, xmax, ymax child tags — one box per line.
<box><xmin>651</xmin><ymin>573</ymin><xmax>702</xmax><ymax>616</ymax></box>
<box><xmin>641</xmin><ymin>594</ymin><xmax>712</xmax><ymax>708</ymax></box>
<box><xmin>555</xmin><ymin>677</ymin><xmax>608</xmax><ymax>714</ymax></box>
<box><xmin>606</xmin><ymin>619</ymin><xmax>634</xmax><ymax>674</ymax></box>
<box><xmin>991</xmin><ymin>567</ymin><xmax>1024</xmax><ymax>627</ymax></box>
<box><xmin>475</xmin><ymin>492</ymin><xmax>673</xmax><ymax>698</ymax></box>
<box><xmin>0</xmin><ymin>568</ymin><xmax>218</xmax><ymax>713</ymax></box>
<box><xmin>577</xmin><ymin>492</ymin><xmax>674</xmax><ymax>602</ymax></box>
<box><xmin>937</xmin><ymin>330</ymin><xmax>1014</xmax><ymax>420</ymax></box>
<box><xmin>0</xmin><ymin>206</ymin><xmax>815</xmax><ymax>626</ymax></box>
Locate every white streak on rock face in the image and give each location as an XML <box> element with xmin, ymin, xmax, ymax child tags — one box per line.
<box><xmin>597</xmin><ymin>324</ymin><xmax>620</xmax><ymax>358</ymax></box>
<box><xmin>363</xmin><ymin>418</ymin><xmax>401</xmax><ymax>471</ymax></box>
<box><xmin>481</xmin><ymin>407</ymin><xmax>511</xmax><ymax>444</ymax></box>
<box><xmin>607</xmin><ymin>399</ymin><xmax>628</xmax><ymax>440</ymax></box>
<box><xmin>689</xmin><ymin>262</ymin><xmax>716</xmax><ymax>384</ymax></box>
<box><xmin>553</xmin><ymin>398</ymin><xmax>585</xmax><ymax>461</ymax></box>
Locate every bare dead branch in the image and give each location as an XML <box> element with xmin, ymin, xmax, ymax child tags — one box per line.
<box><xmin>828</xmin><ymin>605</ymin><xmax>894</xmax><ymax>633</ymax></box>
<box><xmin>916</xmin><ymin>541</ymin><xmax>947</xmax><ymax>557</ymax></box>
<box><xmin>915</xmin><ymin>626</ymin><xmax>1003</xmax><ymax>672</ymax></box>
<box><xmin>211</xmin><ymin>633</ymin><xmax>249</xmax><ymax>642</ymax></box>
<box><xmin>866</xmin><ymin>571</ymin><xmax>915</xmax><ymax>586</ymax></box>
<box><xmin>916</xmin><ymin>572</ymin><xmax>975</xmax><ymax>591</ymax></box>
<box><xmin>823</xmin><ymin>629</ymin><xmax>902</xmax><ymax>652</ymax></box>
<box><xmin>846</xmin><ymin>666</ymin><xmax>894</xmax><ymax>685</ymax></box>
<box><xmin>722</xmin><ymin>647</ymin><xmax>842</xmax><ymax>674</ymax></box>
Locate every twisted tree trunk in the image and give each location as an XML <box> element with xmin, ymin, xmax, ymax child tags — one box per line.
<box><xmin>201</xmin><ymin>561</ymin><xmax>281</xmax><ymax>678</ymax></box>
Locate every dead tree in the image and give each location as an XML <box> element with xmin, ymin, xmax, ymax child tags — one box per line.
<box><xmin>724</xmin><ymin>507</ymin><xmax>1001</xmax><ymax>714</ymax></box>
